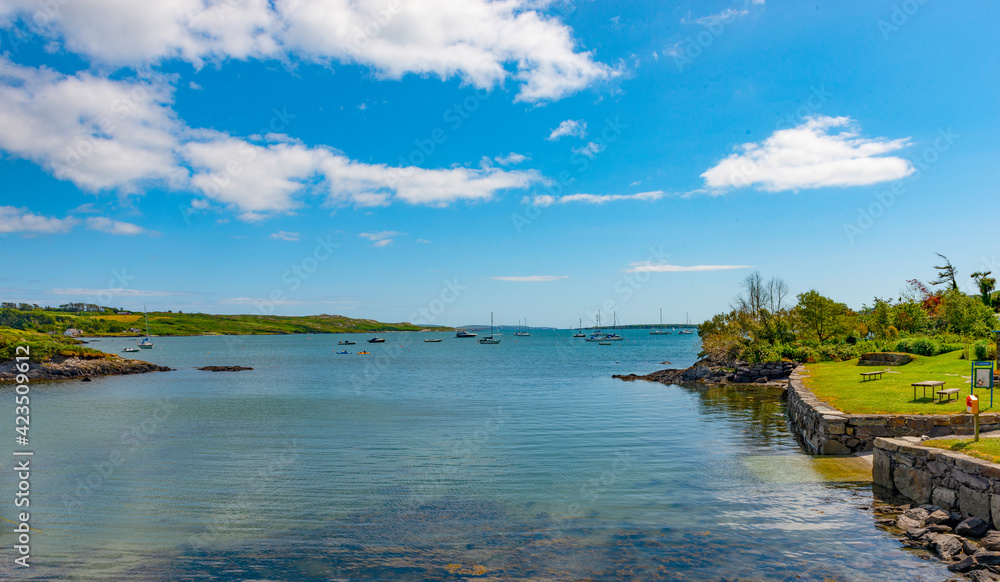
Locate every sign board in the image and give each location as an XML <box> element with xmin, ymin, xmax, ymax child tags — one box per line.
<box><xmin>972</xmin><ymin>361</ymin><xmax>995</xmax><ymax>408</ymax></box>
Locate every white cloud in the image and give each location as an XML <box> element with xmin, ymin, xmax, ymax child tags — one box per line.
<box><xmin>0</xmin><ymin>206</ymin><xmax>78</xmax><ymax>234</ymax></box>
<box><xmin>532</xmin><ymin>190</ymin><xmax>665</xmax><ymax>207</ymax></box>
<box><xmin>572</xmin><ymin>141</ymin><xmax>602</xmax><ymax>159</ymax></box>
<box><xmin>625</xmin><ymin>263</ymin><xmax>752</xmax><ymax>273</ymax></box>
<box><xmin>0</xmin><ymin>59</ymin><xmax>541</xmax><ymax>221</ymax></box>
<box><xmin>494</xmin><ymin>152</ymin><xmax>528</xmax><ymax>165</ymax></box>
<box><xmin>0</xmin><ymin>0</ymin><xmax>612</xmax><ymax>103</ymax></box>
<box><xmin>0</xmin><ymin>57</ymin><xmax>187</xmax><ymax>192</ymax></box>
<box><xmin>85</xmin><ymin>216</ymin><xmax>154</xmax><ymax>236</ymax></box>
<box><xmin>701</xmin><ymin>116</ymin><xmax>913</xmax><ymax>192</ymax></box>
<box><xmin>547</xmin><ymin>119</ymin><xmax>587</xmax><ymax>140</ymax></box>
<box><xmin>269</xmin><ymin>230</ymin><xmax>300</xmax><ymax>241</ymax></box>
<box><xmin>682</xmin><ymin>1</ymin><xmax>764</xmax><ymax>26</ymax></box>
<box><xmin>359</xmin><ymin>231</ymin><xmax>403</xmax><ymax>247</ymax></box>
<box><xmin>491</xmin><ymin>275</ymin><xmax>569</xmax><ymax>282</ymax></box>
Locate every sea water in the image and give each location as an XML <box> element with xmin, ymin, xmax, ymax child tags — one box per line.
<box><xmin>0</xmin><ymin>332</ymin><xmax>948</xmax><ymax>580</ymax></box>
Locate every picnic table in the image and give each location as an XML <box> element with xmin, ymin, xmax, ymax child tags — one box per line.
<box><xmin>912</xmin><ymin>380</ymin><xmax>946</xmax><ymax>401</ymax></box>
<box><xmin>860</xmin><ymin>370</ymin><xmax>886</xmax><ymax>381</ymax></box>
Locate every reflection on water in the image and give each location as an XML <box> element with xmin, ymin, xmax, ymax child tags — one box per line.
<box><xmin>0</xmin><ymin>332</ymin><xmax>950</xmax><ymax>581</ymax></box>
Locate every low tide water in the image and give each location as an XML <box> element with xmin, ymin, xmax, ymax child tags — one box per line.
<box><xmin>0</xmin><ymin>331</ymin><xmax>949</xmax><ymax>580</ymax></box>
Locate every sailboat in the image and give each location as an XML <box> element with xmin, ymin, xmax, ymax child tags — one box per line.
<box><xmin>137</xmin><ymin>306</ymin><xmax>154</xmax><ymax>349</ymax></box>
<box><xmin>650</xmin><ymin>309</ymin><xmax>672</xmax><ymax>335</ymax></box>
<box><xmin>514</xmin><ymin>319</ymin><xmax>530</xmax><ymax>336</ymax></box>
<box><xmin>573</xmin><ymin>318</ymin><xmax>586</xmax><ymax>338</ymax></box>
<box><xmin>679</xmin><ymin>312</ymin><xmax>695</xmax><ymax>334</ymax></box>
<box><xmin>479</xmin><ymin>313</ymin><xmax>501</xmax><ymax>344</ymax></box>
<box><xmin>585</xmin><ymin>313</ymin><xmax>624</xmax><ymax>342</ymax></box>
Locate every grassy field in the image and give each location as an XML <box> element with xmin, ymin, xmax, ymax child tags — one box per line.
<box><xmin>1</xmin><ymin>308</ymin><xmax>451</xmax><ymax>337</ymax></box>
<box><xmin>925</xmin><ymin>438</ymin><xmax>1000</xmax><ymax>464</ymax></box>
<box><xmin>0</xmin><ymin>327</ymin><xmax>112</xmax><ymax>362</ymax></box>
<box><xmin>802</xmin><ymin>350</ymin><xmax>993</xmax><ymax>415</ymax></box>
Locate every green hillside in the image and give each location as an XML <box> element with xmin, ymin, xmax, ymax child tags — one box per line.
<box><xmin>0</xmin><ymin>305</ymin><xmax>450</xmax><ymax>337</ymax></box>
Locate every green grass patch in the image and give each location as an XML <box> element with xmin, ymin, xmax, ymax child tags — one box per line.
<box><xmin>925</xmin><ymin>438</ymin><xmax>1000</xmax><ymax>464</ymax></box>
<box><xmin>0</xmin><ymin>327</ymin><xmax>113</xmax><ymax>363</ymax></box>
<box><xmin>802</xmin><ymin>350</ymin><xmax>992</xmax><ymax>415</ymax></box>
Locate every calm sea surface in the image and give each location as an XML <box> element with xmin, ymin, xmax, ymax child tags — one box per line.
<box><xmin>1</xmin><ymin>331</ymin><xmax>949</xmax><ymax>581</ymax></box>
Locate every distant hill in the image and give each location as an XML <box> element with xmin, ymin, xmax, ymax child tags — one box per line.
<box><xmin>0</xmin><ymin>306</ymin><xmax>451</xmax><ymax>337</ymax></box>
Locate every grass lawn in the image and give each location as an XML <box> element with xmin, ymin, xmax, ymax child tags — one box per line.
<box><xmin>925</xmin><ymin>438</ymin><xmax>1000</xmax><ymax>464</ymax></box>
<box><xmin>0</xmin><ymin>327</ymin><xmax>112</xmax><ymax>362</ymax></box>
<box><xmin>802</xmin><ymin>350</ymin><xmax>995</xmax><ymax>415</ymax></box>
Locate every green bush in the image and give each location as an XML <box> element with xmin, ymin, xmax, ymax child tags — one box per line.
<box><xmin>975</xmin><ymin>341</ymin><xmax>990</xmax><ymax>361</ymax></box>
<box><xmin>897</xmin><ymin>337</ymin><xmax>940</xmax><ymax>356</ymax></box>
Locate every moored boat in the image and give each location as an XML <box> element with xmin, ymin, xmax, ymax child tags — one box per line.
<box><xmin>424</xmin><ymin>338</ymin><xmax>443</xmax><ymax>342</ymax></box>
<box><xmin>368</xmin><ymin>337</ymin><xmax>386</xmax><ymax>343</ymax></box>
<box><xmin>479</xmin><ymin>313</ymin><xmax>501</xmax><ymax>344</ymax></box>
<box><xmin>456</xmin><ymin>330</ymin><xmax>477</xmax><ymax>338</ymax></box>
<box><xmin>338</xmin><ymin>340</ymin><xmax>357</xmax><ymax>345</ymax></box>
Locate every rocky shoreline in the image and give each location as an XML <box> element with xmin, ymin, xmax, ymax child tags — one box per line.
<box><xmin>877</xmin><ymin>500</ymin><xmax>1000</xmax><ymax>581</ymax></box>
<box><xmin>0</xmin><ymin>355</ymin><xmax>172</xmax><ymax>381</ymax></box>
<box><xmin>613</xmin><ymin>357</ymin><xmax>795</xmax><ymax>387</ymax></box>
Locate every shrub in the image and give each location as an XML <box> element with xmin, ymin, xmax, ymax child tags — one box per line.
<box><xmin>975</xmin><ymin>341</ymin><xmax>991</xmax><ymax>361</ymax></box>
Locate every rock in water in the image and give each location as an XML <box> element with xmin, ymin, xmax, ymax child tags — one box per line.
<box><xmin>929</xmin><ymin>534</ymin><xmax>965</xmax><ymax>560</ymax></box>
<box><xmin>197</xmin><ymin>366</ymin><xmax>254</xmax><ymax>372</ymax></box>
<box><xmin>957</xmin><ymin>517</ymin><xmax>991</xmax><ymax>538</ymax></box>
<box><xmin>897</xmin><ymin>514</ymin><xmax>925</xmax><ymax>531</ymax></box>
<box><xmin>948</xmin><ymin>555</ymin><xmax>978</xmax><ymax>573</ymax></box>
<box><xmin>969</xmin><ymin>570</ymin><xmax>1000</xmax><ymax>582</ymax></box>
<box><xmin>904</xmin><ymin>507</ymin><xmax>931</xmax><ymax>523</ymax></box>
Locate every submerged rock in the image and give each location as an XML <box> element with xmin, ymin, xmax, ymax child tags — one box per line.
<box><xmin>197</xmin><ymin>366</ymin><xmax>254</xmax><ymax>372</ymax></box>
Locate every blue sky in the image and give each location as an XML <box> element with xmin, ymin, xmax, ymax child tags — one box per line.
<box><xmin>0</xmin><ymin>0</ymin><xmax>997</xmax><ymax>327</ymax></box>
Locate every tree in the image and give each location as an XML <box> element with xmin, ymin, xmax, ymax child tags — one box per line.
<box><xmin>971</xmin><ymin>271</ymin><xmax>996</xmax><ymax>308</ymax></box>
<box><xmin>931</xmin><ymin>253</ymin><xmax>959</xmax><ymax>290</ymax></box>
<box><xmin>795</xmin><ymin>290</ymin><xmax>852</xmax><ymax>343</ymax></box>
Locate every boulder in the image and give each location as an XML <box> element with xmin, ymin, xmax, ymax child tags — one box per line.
<box><xmin>904</xmin><ymin>507</ymin><xmax>931</xmax><ymax>522</ymax></box>
<box><xmin>974</xmin><ymin>550</ymin><xmax>1000</xmax><ymax>565</ymax></box>
<box><xmin>960</xmin><ymin>487</ymin><xmax>993</xmax><ymax>524</ymax></box>
<box><xmin>906</xmin><ymin>527</ymin><xmax>929</xmax><ymax>540</ymax></box>
<box><xmin>927</xmin><ymin>509</ymin><xmax>953</xmax><ymax>525</ymax></box>
<box><xmin>969</xmin><ymin>571</ymin><xmax>1000</xmax><ymax>582</ymax></box>
<box><xmin>980</xmin><ymin>531</ymin><xmax>1000</xmax><ymax>551</ymax></box>
<box><xmin>948</xmin><ymin>555</ymin><xmax>978</xmax><ymax>573</ymax></box>
<box><xmin>929</xmin><ymin>533</ymin><xmax>965</xmax><ymax>560</ymax></box>
<box><xmin>958</xmin><ymin>517</ymin><xmax>992</xmax><ymax>538</ymax></box>
<box><xmin>897</xmin><ymin>514</ymin><xmax>925</xmax><ymax>531</ymax></box>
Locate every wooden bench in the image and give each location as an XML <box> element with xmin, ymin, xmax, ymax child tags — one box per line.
<box><xmin>912</xmin><ymin>380</ymin><xmax>946</xmax><ymax>401</ymax></box>
<box><xmin>860</xmin><ymin>370</ymin><xmax>886</xmax><ymax>381</ymax></box>
<box><xmin>936</xmin><ymin>388</ymin><xmax>960</xmax><ymax>403</ymax></box>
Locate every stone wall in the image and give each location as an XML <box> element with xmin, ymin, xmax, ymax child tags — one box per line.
<box><xmin>858</xmin><ymin>352</ymin><xmax>912</xmax><ymax>366</ymax></box>
<box><xmin>874</xmin><ymin>437</ymin><xmax>1000</xmax><ymax>527</ymax></box>
<box><xmin>730</xmin><ymin>360</ymin><xmax>795</xmax><ymax>383</ymax></box>
<box><xmin>786</xmin><ymin>369</ymin><xmax>1000</xmax><ymax>455</ymax></box>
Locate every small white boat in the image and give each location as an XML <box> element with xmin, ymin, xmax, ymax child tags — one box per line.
<box><xmin>338</xmin><ymin>340</ymin><xmax>356</xmax><ymax>345</ymax></box>
<box><xmin>456</xmin><ymin>330</ymin><xmax>477</xmax><ymax>338</ymax></box>
<box><xmin>122</xmin><ymin>347</ymin><xmax>139</xmax><ymax>353</ymax></box>
<box><xmin>137</xmin><ymin>306</ymin><xmax>154</xmax><ymax>349</ymax></box>
<box><xmin>573</xmin><ymin>318</ymin><xmax>586</xmax><ymax>337</ymax></box>
<box><xmin>599</xmin><ymin>341</ymin><xmax>612</xmax><ymax>345</ymax></box>
<box><xmin>514</xmin><ymin>319</ymin><xmax>530</xmax><ymax>336</ymax></box>
<box><xmin>479</xmin><ymin>313</ymin><xmax>501</xmax><ymax>344</ymax></box>
<box><xmin>650</xmin><ymin>309</ymin><xmax>672</xmax><ymax>335</ymax></box>
<box><xmin>424</xmin><ymin>338</ymin><xmax>443</xmax><ymax>343</ymax></box>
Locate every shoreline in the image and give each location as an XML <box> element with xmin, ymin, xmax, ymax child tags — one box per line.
<box><xmin>0</xmin><ymin>354</ymin><xmax>172</xmax><ymax>382</ymax></box>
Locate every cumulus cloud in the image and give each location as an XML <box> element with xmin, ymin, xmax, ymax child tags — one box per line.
<box><xmin>85</xmin><ymin>216</ymin><xmax>154</xmax><ymax>235</ymax></box>
<box><xmin>491</xmin><ymin>275</ymin><xmax>569</xmax><ymax>282</ymax></box>
<box><xmin>624</xmin><ymin>263</ymin><xmax>752</xmax><ymax>273</ymax></box>
<box><xmin>0</xmin><ymin>0</ymin><xmax>612</xmax><ymax>103</ymax></box>
<box><xmin>531</xmin><ymin>190</ymin><xmax>665</xmax><ymax>207</ymax></box>
<box><xmin>547</xmin><ymin>119</ymin><xmax>587</xmax><ymax>140</ymax></box>
<box><xmin>572</xmin><ymin>141</ymin><xmax>602</xmax><ymax>159</ymax></box>
<box><xmin>359</xmin><ymin>231</ymin><xmax>403</xmax><ymax>247</ymax></box>
<box><xmin>0</xmin><ymin>58</ymin><xmax>542</xmax><ymax>221</ymax></box>
<box><xmin>701</xmin><ymin>116</ymin><xmax>913</xmax><ymax>192</ymax></box>
<box><xmin>494</xmin><ymin>152</ymin><xmax>528</xmax><ymax>165</ymax></box>
<box><xmin>269</xmin><ymin>230</ymin><xmax>300</xmax><ymax>241</ymax></box>
<box><xmin>0</xmin><ymin>57</ymin><xmax>187</xmax><ymax>192</ymax></box>
<box><xmin>0</xmin><ymin>206</ymin><xmax>78</xmax><ymax>234</ymax></box>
